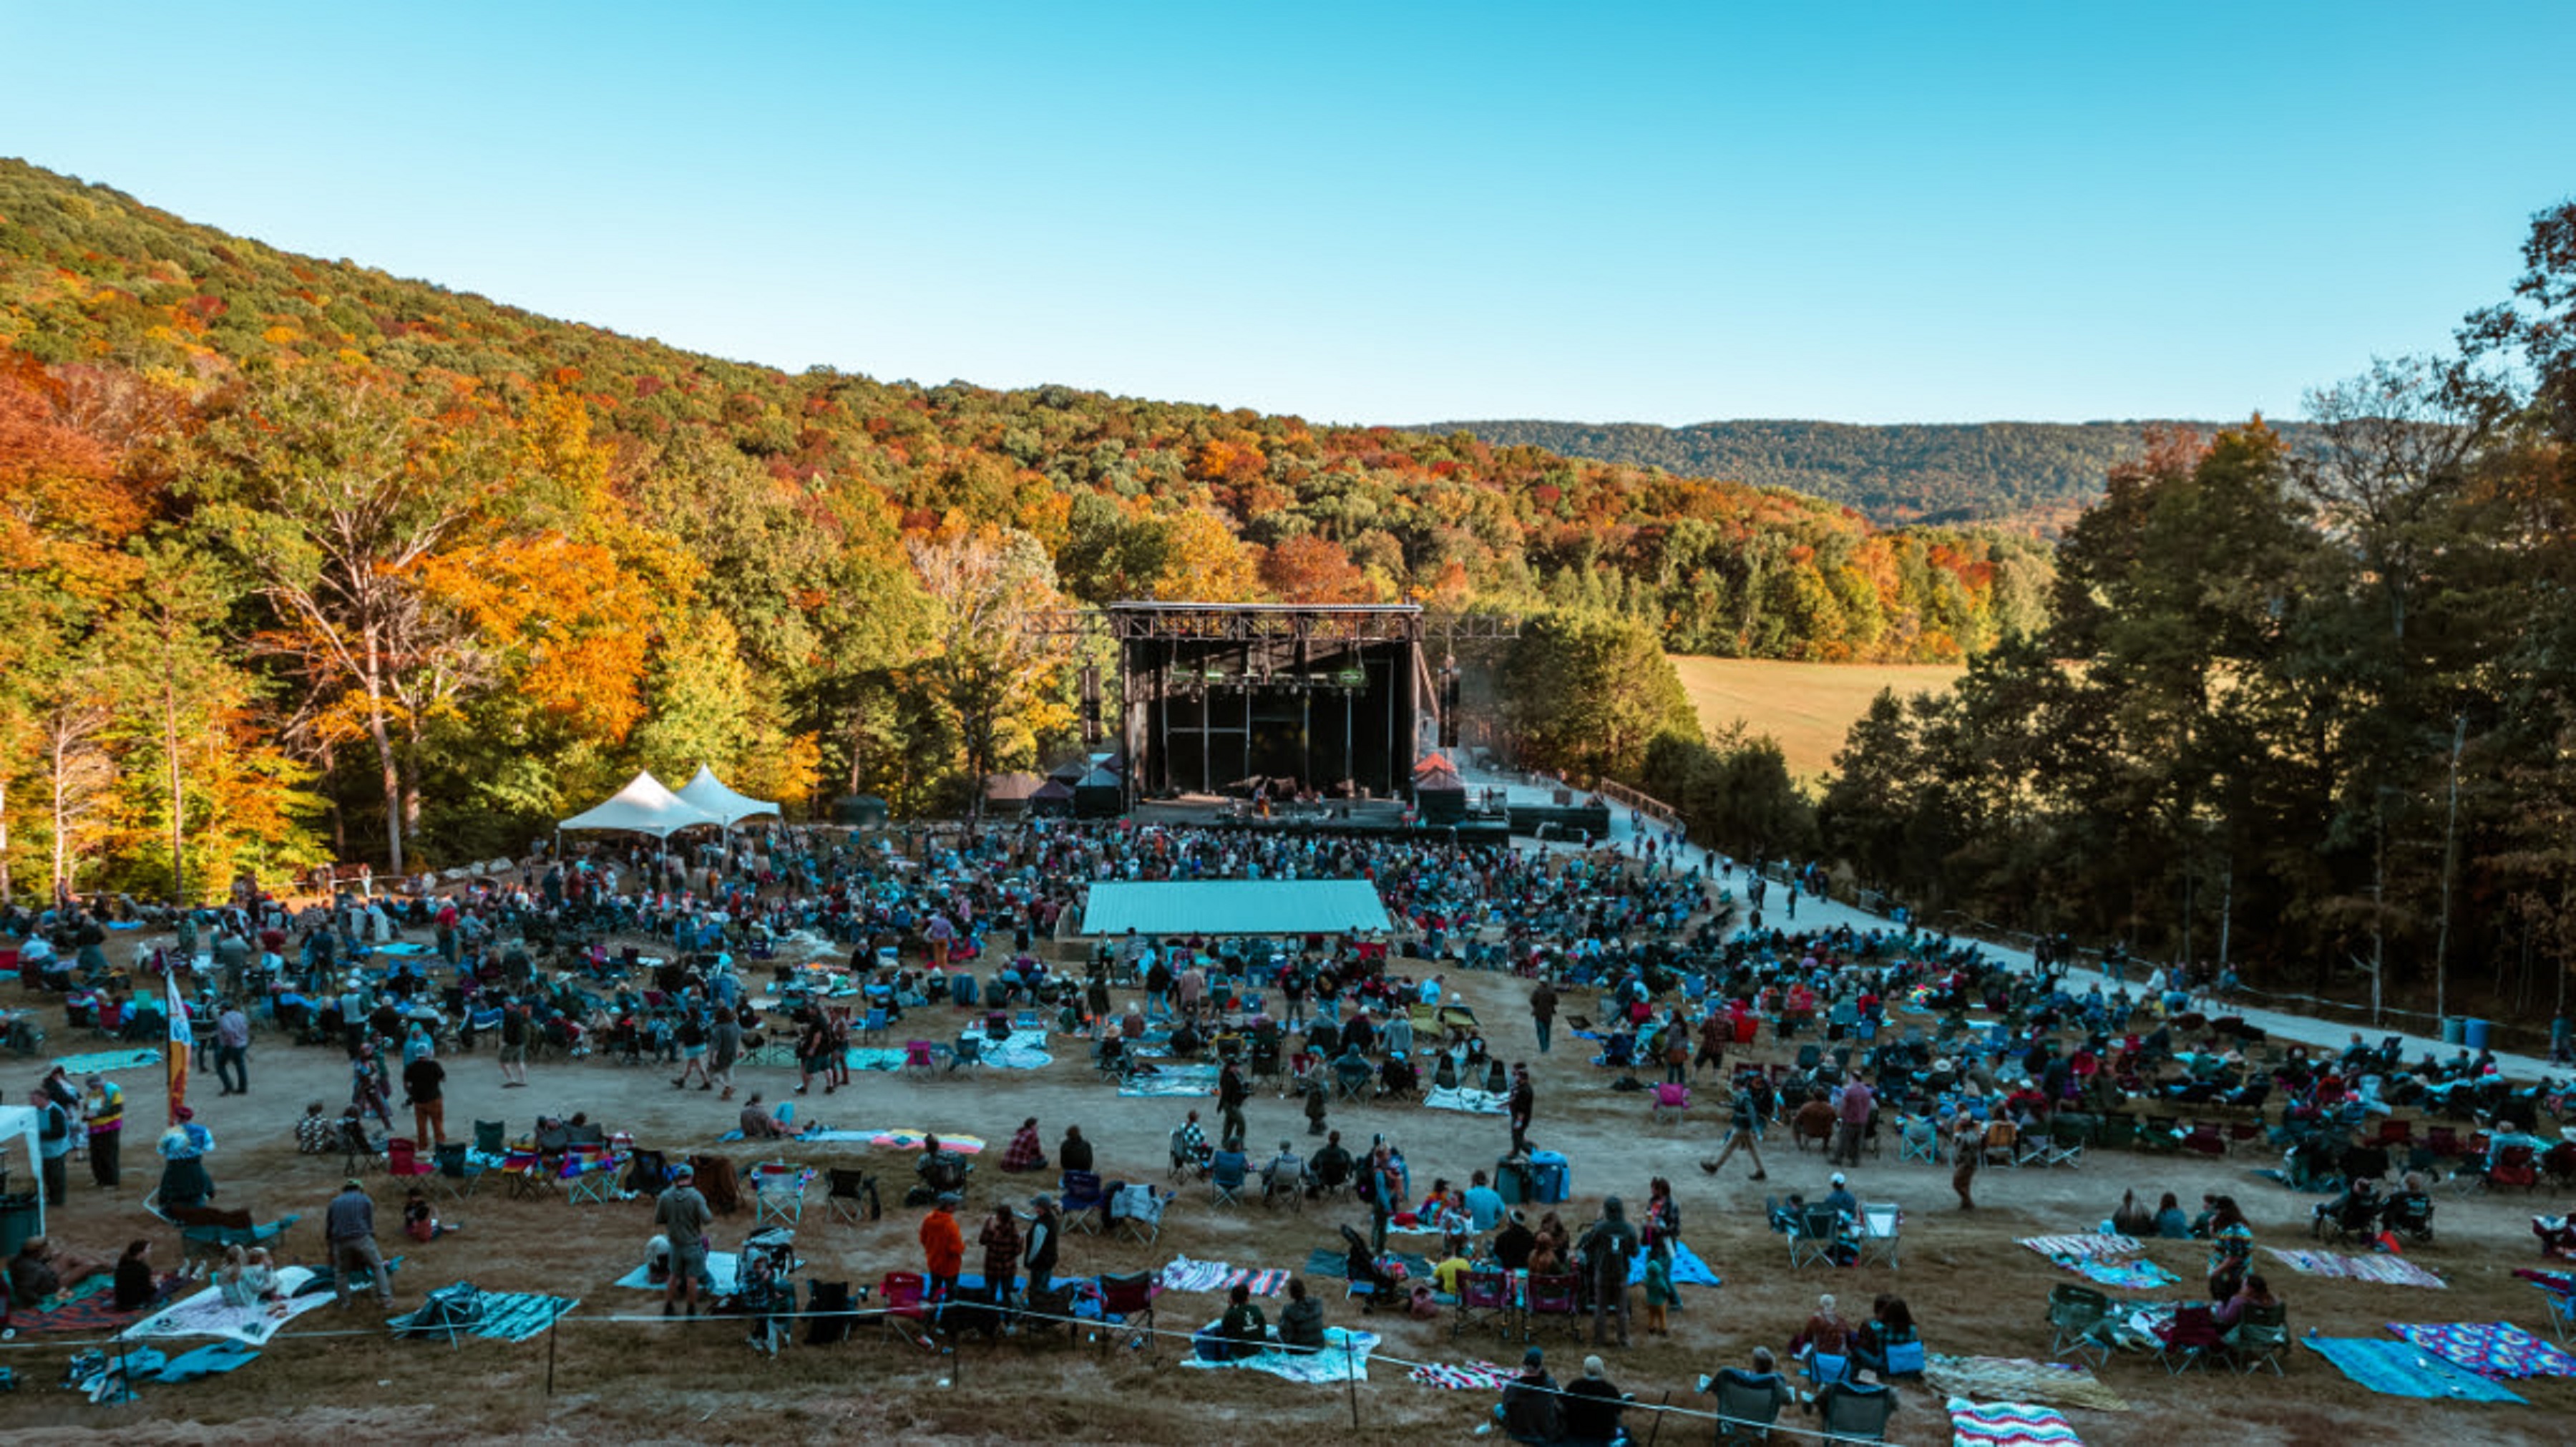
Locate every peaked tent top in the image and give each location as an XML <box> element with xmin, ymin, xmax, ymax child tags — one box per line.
<box><xmin>560</xmin><ymin>771</ymin><xmax>722</xmax><ymax>837</ymax></box>
<box><xmin>675</xmin><ymin>765</ymin><xmax>781</xmax><ymax>828</ymax></box>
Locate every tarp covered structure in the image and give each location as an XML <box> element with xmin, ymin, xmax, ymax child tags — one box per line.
<box><xmin>0</xmin><ymin>1103</ymin><xmax>45</xmax><ymax>1239</ymax></box>
<box><xmin>675</xmin><ymin>765</ymin><xmax>779</xmax><ymax>828</ymax></box>
<box><xmin>560</xmin><ymin>771</ymin><xmax>720</xmax><ymax>837</ymax></box>
<box><xmin>1080</xmin><ymin>880</ymin><xmax>1392</xmax><ymax>937</ymax></box>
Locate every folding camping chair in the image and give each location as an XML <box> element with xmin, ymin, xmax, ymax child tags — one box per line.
<box><xmin>2154</xmin><ymin>1302</ymin><xmax>2226</xmax><ymax>1374</ymax></box>
<box><xmin>858</xmin><ymin>1006</ymin><xmax>889</xmax><ymax>1046</ymax></box>
<box><xmin>1814</xmin><ymin>1380</ymin><xmax>1898</xmax><ymax>1443</ymax></box>
<box><xmin>1207</xmin><ymin>1150</ymin><xmax>1249</xmax><ymax>1209</ymax></box>
<box><xmin>387</xmin><ymin>1137</ymin><xmax>438</xmax><ymax>1188</ymax></box>
<box><xmin>825</xmin><ymin>1168</ymin><xmax>880</xmax><ymax>1225</ymax></box>
<box><xmin>563</xmin><ymin>1144</ymin><xmax>625</xmax><ymax>1205</ymax></box>
<box><xmin>1112</xmin><ymin>1183</ymin><xmax>1171</xmax><ymax>1244</ymax></box>
<box><xmin>432</xmin><ymin>1141</ymin><xmax>484</xmax><ymax>1202</ymax></box>
<box><xmin>1524</xmin><ymin>1272</ymin><xmax>1584</xmax><ymax>1340</ymax></box>
<box><xmin>1452</xmin><ymin>1265</ymin><xmax>1516</xmax><ymax>1340</ymax></box>
<box><xmin>473</xmin><ymin>1119</ymin><xmax>507</xmax><ymax>1158</ymax></box>
<box><xmin>2045</xmin><ymin>1283</ymin><xmax>2113</xmax><ymax>1368</ymax></box>
<box><xmin>1649</xmin><ymin>1081</ymin><xmax>1692</xmax><ymax>1124</ymax></box>
<box><xmin>877</xmin><ymin>1270</ymin><xmax>938</xmax><ymax>1350</ymax></box>
<box><xmin>751</xmin><ymin>1161</ymin><xmax>809</xmax><ymax>1227</ymax></box>
<box><xmin>2227</xmin><ymin>1302</ymin><xmax>2290</xmax><ymax>1375</ymax></box>
<box><xmin>902</xmin><ymin>1040</ymin><xmax>938</xmax><ymax>1077</ymax></box>
<box><xmin>1787</xmin><ymin>1202</ymin><xmax>1845</xmax><ymax>1268</ymax></box>
<box><xmin>1098</xmin><ymin>1270</ymin><xmax>1157</xmax><ymax>1356</ymax></box>
<box><xmin>1058</xmin><ymin>1169</ymin><xmax>1107</xmax><ymax>1232</ymax></box>
<box><xmin>1857</xmin><ymin>1202</ymin><xmax>1902</xmax><ymax>1268</ymax></box>
<box><xmin>947</xmin><ymin>1033</ymin><xmax>984</xmax><ymax>1076</ymax></box>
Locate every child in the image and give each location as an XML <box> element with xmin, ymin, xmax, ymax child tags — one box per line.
<box><xmin>404</xmin><ymin>1186</ymin><xmax>462</xmax><ymax>1242</ymax></box>
<box><xmin>1641</xmin><ymin>1235</ymin><xmax>1677</xmax><ymax>1338</ymax></box>
<box><xmin>741</xmin><ymin>1248</ymin><xmax>785</xmax><ymax>1355</ymax></box>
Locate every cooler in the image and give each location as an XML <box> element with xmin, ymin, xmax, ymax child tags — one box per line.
<box><xmin>2464</xmin><ymin>1018</ymin><xmax>2491</xmax><ymax>1051</ymax></box>
<box><xmin>1528</xmin><ymin>1150</ymin><xmax>1571</xmax><ymax>1204</ymax></box>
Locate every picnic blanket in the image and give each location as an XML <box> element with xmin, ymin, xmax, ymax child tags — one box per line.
<box><xmin>120</xmin><ymin>1267</ymin><xmax>333</xmax><ymax>1347</ymax></box>
<box><xmin>2020</xmin><ymin>1235</ymin><xmax>2175</xmax><ymax>1290</ymax></box>
<box><xmin>2514</xmin><ymin>1268</ymin><xmax>2576</xmax><ymax>1294</ymax></box>
<box><xmin>391</xmin><ymin>1289</ymin><xmax>577</xmax><ymax>1343</ymax></box>
<box><xmin>1155</xmin><ymin>1256</ymin><xmax>1289</xmax><ymax>1297</ymax></box>
<box><xmin>1948</xmin><ymin>1399</ymin><xmax>2087</xmax><ymax>1447</ymax></box>
<box><xmin>6</xmin><ymin>1283</ymin><xmax>157</xmax><ymax>1336</ymax></box>
<box><xmin>619</xmin><ymin>1252</ymin><xmax>747</xmax><ymax>1295</ymax></box>
<box><xmin>47</xmin><ymin>1046</ymin><xmax>162</xmax><ymax>1075</ymax></box>
<box><xmin>1118</xmin><ymin>1063</ymin><xmax>1221</xmax><ymax>1098</ymax></box>
<box><xmin>2303</xmin><ymin>1336</ymin><xmax>2527</xmax><ymax>1401</ymax></box>
<box><xmin>2386</xmin><ymin>1322</ymin><xmax>2576</xmax><ymax>1380</ymax></box>
<box><xmin>150</xmin><ymin>1340</ymin><xmax>263</xmax><ymax>1383</ymax></box>
<box><xmin>1409</xmin><ymin>1359</ymin><xmax>1520</xmax><ymax>1391</ymax></box>
<box><xmin>983</xmin><ymin>1028</ymin><xmax>1052</xmax><ymax>1070</ymax></box>
<box><xmin>2265</xmin><ymin>1249</ymin><xmax>2446</xmax><ymax>1288</ymax></box>
<box><xmin>1181</xmin><ymin>1325</ymin><xmax>1379</xmax><ymax>1384</ymax></box>
<box><xmin>1921</xmin><ymin>1355</ymin><xmax>2130</xmax><ymax>1413</ymax></box>
<box><xmin>1302</xmin><ymin>1247</ymin><xmax>1431</xmax><ymax>1282</ymax></box>
<box><xmin>1423</xmin><ymin>1086</ymin><xmax>1509</xmax><ymax>1115</ymax></box>
<box><xmin>841</xmin><ymin>1047</ymin><xmax>908</xmax><ymax>1071</ymax></box>
<box><xmin>1631</xmin><ymin>1239</ymin><xmax>1722</xmax><ymax>1288</ymax></box>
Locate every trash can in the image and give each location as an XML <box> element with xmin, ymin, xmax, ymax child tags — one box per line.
<box><xmin>2441</xmin><ymin>1017</ymin><xmax>2466</xmax><ymax>1046</ymax></box>
<box><xmin>0</xmin><ymin>1190</ymin><xmax>39</xmax><ymax>1263</ymax></box>
<box><xmin>2464</xmin><ymin>1018</ymin><xmax>2491</xmax><ymax>1051</ymax></box>
<box><xmin>1528</xmin><ymin>1150</ymin><xmax>1571</xmax><ymax>1204</ymax></box>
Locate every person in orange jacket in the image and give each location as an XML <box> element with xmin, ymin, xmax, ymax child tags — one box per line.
<box><xmin>920</xmin><ymin>1192</ymin><xmax>965</xmax><ymax>1302</ymax></box>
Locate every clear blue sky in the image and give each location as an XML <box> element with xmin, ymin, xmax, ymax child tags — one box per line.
<box><xmin>4</xmin><ymin>3</ymin><xmax>2570</xmax><ymax>426</ymax></box>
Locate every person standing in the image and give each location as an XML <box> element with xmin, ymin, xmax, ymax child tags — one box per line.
<box><xmin>30</xmin><ymin>1087</ymin><xmax>72</xmax><ymax>1207</ymax></box>
<box><xmin>325</xmin><ymin>1177</ymin><xmax>396</xmax><ymax>1311</ymax></box>
<box><xmin>1529</xmin><ymin>978</ymin><xmax>1558</xmax><ymax>1056</ymax></box>
<box><xmin>919</xmin><ymin>1192</ymin><xmax>965</xmax><ymax>1303</ymax></box>
<box><xmin>1508</xmin><ymin>1063</ymin><xmax>1536</xmax><ymax>1154</ymax></box>
<box><xmin>1831</xmin><ymin>1072</ymin><xmax>1874</xmax><ymax>1169</ymax></box>
<box><xmin>654</xmin><ymin>1162</ymin><xmax>713</xmax><ymax>1318</ymax></box>
<box><xmin>977</xmin><ymin>1202</ymin><xmax>1023</xmax><ymax>1308</ymax></box>
<box><xmin>1023</xmin><ymin>1194</ymin><xmax>1061</xmax><ymax>1297</ymax></box>
<box><xmin>401</xmin><ymin>1050</ymin><xmax>447</xmax><ymax>1148</ymax></box>
<box><xmin>83</xmin><ymin>1075</ymin><xmax>124</xmax><ymax>1189</ymax></box>
<box><xmin>1581</xmin><ymin>1196</ymin><xmax>1639</xmax><ymax>1348</ymax></box>
<box><xmin>1951</xmin><ymin>1115</ymin><xmax>1984</xmax><ymax>1210</ymax></box>
<box><xmin>497</xmin><ymin>1000</ymin><xmax>530</xmax><ymax>1088</ymax></box>
<box><xmin>708</xmin><ymin>1007</ymin><xmax>741</xmax><ymax>1102</ymax></box>
<box><xmin>156</xmin><ymin>1107</ymin><xmax>217</xmax><ymax>1209</ymax></box>
<box><xmin>215</xmin><ymin>1000</ymin><xmax>252</xmax><ymax>1096</ymax></box>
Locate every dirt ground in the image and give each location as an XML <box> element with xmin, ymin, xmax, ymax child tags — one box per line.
<box><xmin>5</xmin><ymin>943</ymin><xmax>2571</xmax><ymax>1446</ymax></box>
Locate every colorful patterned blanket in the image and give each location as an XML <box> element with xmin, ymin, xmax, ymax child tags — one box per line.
<box><xmin>2019</xmin><ymin>1234</ymin><xmax>2140</xmax><ymax>1262</ymax></box>
<box><xmin>2303</xmin><ymin>1337</ymin><xmax>2526</xmax><ymax>1401</ymax></box>
<box><xmin>1181</xmin><ymin>1325</ymin><xmax>1378</xmax><ymax>1384</ymax></box>
<box><xmin>2021</xmin><ymin>1237</ymin><xmax>2174</xmax><ymax>1290</ymax></box>
<box><xmin>1949</xmin><ymin>1398</ymin><xmax>2086</xmax><ymax>1446</ymax></box>
<box><xmin>2386</xmin><ymin>1322</ymin><xmax>2576</xmax><ymax>1380</ymax></box>
<box><xmin>1921</xmin><ymin>1355</ymin><xmax>2129</xmax><ymax>1413</ymax></box>
<box><xmin>2265</xmin><ymin>1249</ymin><xmax>2445</xmax><ymax>1288</ymax></box>
<box><xmin>1409</xmin><ymin>1359</ymin><xmax>1519</xmax><ymax>1391</ymax></box>
<box><xmin>1156</xmin><ymin>1256</ymin><xmax>1289</xmax><ymax>1297</ymax></box>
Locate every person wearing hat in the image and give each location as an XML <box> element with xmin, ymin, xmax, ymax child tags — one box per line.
<box><xmin>920</xmin><ymin>1191</ymin><xmax>965</xmax><ymax>1303</ymax></box>
<box><xmin>324</xmin><ymin>1177</ymin><xmax>395</xmax><ymax>1311</ymax></box>
<box><xmin>1492</xmin><ymin>1346</ymin><xmax>1563</xmax><ymax>1443</ymax></box>
<box><xmin>1023</xmin><ymin>1194</ymin><xmax>1061</xmax><ymax>1296</ymax></box>
<box><xmin>1562</xmin><ymin>1354</ymin><xmax>1631</xmax><ymax>1443</ymax></box>
<box><xmin>1823</xmin><ymin>1172</ymin><xmax>1858</xmax><ymax>1223</ymax></box>
<box><xmin>653</xmin><ymin>1163</ymin><xmax>713</xmax><ymax>1318</ymax></box>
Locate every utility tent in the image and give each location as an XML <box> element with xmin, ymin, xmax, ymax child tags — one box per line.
<box><xmin>559</xmin><ymin>771</ymin><xmax>720</xmax><ymax>838</ymax></box>
<box><xmin>674</xmin><ymin>766</ymin><xmax>781</xmax><ymax>829</ymax></box>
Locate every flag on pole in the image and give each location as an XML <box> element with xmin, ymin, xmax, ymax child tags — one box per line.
<box><xmin>165</xmin><ymin>966</ymin><xmax>192</xmax><ymax>1126</ymax></box>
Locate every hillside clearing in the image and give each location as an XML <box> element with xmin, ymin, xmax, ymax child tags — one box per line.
<box><xmin>1669</xmin><ymin>656</ymin><xmax>1964</xmax><ymax>783</ymax></box>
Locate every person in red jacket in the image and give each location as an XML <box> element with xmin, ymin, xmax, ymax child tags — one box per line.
<box><xmin>919</xmin><ymin>1192</ymin><xmax>965</xmax><ymax>1302</ymax></box>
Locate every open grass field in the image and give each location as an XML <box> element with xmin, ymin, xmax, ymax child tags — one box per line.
<box><xmin>1670</xmin><ymin>657</ymin><xmax>1966</xmax><ymax>783</ymax></box>
<box><xmin>6</xmin><ymin>918</ymin><xmax>2574</xmax><ymax>1445</ymax></box>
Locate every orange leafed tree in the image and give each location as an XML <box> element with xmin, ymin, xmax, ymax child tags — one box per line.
<box><xmin>1259</xmin><ymin>532</ymin><xmax>1376</xmax><ymax>603</ymax></box>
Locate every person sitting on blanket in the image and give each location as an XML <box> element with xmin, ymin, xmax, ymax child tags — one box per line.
<box><xmin>217</xmin><ymin>1244</ymin><xmax>287</xmax><ymax>1312</ymax></box>
<box><xmin>1309</xmin><ymin>1131</ymin><xmax>1355</xmax><ymax>1196</ymax></box>
<box><xmin>1698</xmin><ymin>1346</ymin><xmax>1797</xmax><ymax>1424</ymax></box>
<box><xmin>739</xmin><ymin>1093</ymin><xmax>794</xmax><ymax>1140</ymax></box>
<box><xmin>1000</xmin><ymin>1116</ymin><xmax>1048</xmax><ymax>1173</ymax></box>
<box><xmin>111</xmin><ymin>1238</ymin><xmax>172</xmax><ymax>1312</ymax></box>
<box><xmin>2153</xmin><ymin>1191</ymin><xmax>2192</xmax><ymax>1239</ymax></box>
<box><xmin>1277</xmin><ymin>1275</ymin><xmax>1325</xmax><ymax>1353</ymax></box>
<box><xmin>1492</xmin><ymin>1346</ymin><xmax>1563</xmax><ymax>1445</ymax></box>
<box><xmin>1790</xmin><ymin>1292</ymin><xmax>1855</xmax><ymax>1383</ymax></box>
<box><xmin>1058</xmin><ymin>1124</ymin><xmax>1094</xmax><ymax>1174</ymax></box>
<box><xmin>1212</xmin><ymin>1280</ymin><xmax>1269</xmax><ymax>1359</ymax></box>
<box><xmin>916</xmin><ymin>1135</ymin><xmax>970</xmax><ymax>1195</ymax></box>
<box><xmin>8</xmin><ymin>1236</ymin><xmax>115</xmax><ymax>1305</ymax></box>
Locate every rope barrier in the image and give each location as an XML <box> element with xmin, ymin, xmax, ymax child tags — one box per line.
<box><xmin>1</xmin><ymin>1289</ymin><xmax>1914</xmax><ymax>1441</ymax></box>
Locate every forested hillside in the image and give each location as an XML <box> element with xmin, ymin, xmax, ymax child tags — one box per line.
<box><xmin>0</xmin><ymin>158</ymin><xmax>2049</xmax><ymax>897</ymax></box>
<box><xmin>1431</xmin><ymin>417</ymin><xmax>2315</xmax><ymax>532</ymax></box>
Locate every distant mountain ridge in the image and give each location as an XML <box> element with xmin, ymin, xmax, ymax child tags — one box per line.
<box><xmin>1424</xmin><ymin>418</ymin><xmax>2312</xmax><ymax>532</ymax></box>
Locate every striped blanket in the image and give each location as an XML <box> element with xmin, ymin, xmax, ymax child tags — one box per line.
<box><xmin>1424</xmin><ymin>1086</ymin><xmax>1509</xmax><ymax>1115</ymax></box>
<box><xmin>1118</xmin><ymin>1063</ymin><xmax>1221</xmax><ymax>1098</ymax></box>
<box><xmin>2022</xmin><ymin>1235</ymin><xmax>2174</xmax><ymax>1290</ymax></box>
<box><xmin>1156</xmin><ymin>1256</ymin><xmax>1289</xmax><ymax>1297</ymax></box>
<box><xmin>1949</xmin><ymin>1399</ymin><xmax>2085</xmax><ymax>1446</ymax></box>
<box><xmin>1410</xmin><ymin>1360</ymin><xmax>1520</xmax><ymax>1391</ymax></box>
<box><xmin>2265</xmin><ymin>1249</ymin><xmax>2445</xmax><ymax>1288</ymax></box>
<box><xmin>1922</xmin><ymin>1355</ymin><xmax>2130</xmax><ymax>1413</ymax></box>
<box><xmin>391</xmin><ymin>1290</ymin><xmax>578</xmax><ymax>1344</ymax></box>
<box><xmin>2303</xmin><ymin>1337</ymin><xmax>2526</xmax><ymax>1402</ymax></box>
<box><xmin>2386</xmin><ymin>1322</ymin><xmax>2576</xmax><ymax>1380</ymax></box>
<box><xmin>2019</xmin><ymin>1234</ymin><xmax>2141</xmax><ymax>1262</ymax></box>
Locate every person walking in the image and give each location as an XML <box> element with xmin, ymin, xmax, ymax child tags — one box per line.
<box><xmin>1951</xmin><ymin>1115</ymin><xmax>1985</xmax><ymax>1210</ymax></box>
<box><xmin>708</xmin><ymin>1007</ymin><xmax>742</xmax><ymax>1101</ymax></box>
<box><xmin>1508</xmin><ymin>1063</ymin><xmax>1536</xmax><ymax>1154</ymax></box>
<box><xmin>324</xmin><ymin>1178</ymin><xmax>396</xmax><ymax>1311</ymax></box>
<box><xmin>214</xmin><ymin>1001</ymin><xmax>252</xmax><ymax>1096</ymax></box>
<box><xmin>401</xmin><ymin>1050</ymin><xmax>447</xmax><ymax>1148</ymax></box>
<box><xmin>1707</xmin><ymin>1078</ymin><xmax>1768</xmax><ymax>1182</ymax></box>
<box><xmin>497</xmin><ymin>1000</ymin><xmax>530</xmax><ymax>1088</ymax></box>
<box><xmin>1831</xmin><ymin>1072</ymin><xmax>1874</xmax><ymax>1169</ymax></box>
<box><xmin>82</xmin><ymin>1075</ymin><xmax>124</xmax><ymax>1189</ymax></box>
<box><xmin>654</xmin><ymin>1162</ymin><xmax>713</xmax><ymax>1318</ymax></box>
<box><xmin>1530</xmin><ymin>978</ymin><xmax>1558</xmax><ymax>1056</ymax></box>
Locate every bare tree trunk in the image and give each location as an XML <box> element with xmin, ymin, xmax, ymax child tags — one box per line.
<box><xmin>51</xmin><ymin>728</ymin><xmax>72</xmax><ymax>900</ymax></box>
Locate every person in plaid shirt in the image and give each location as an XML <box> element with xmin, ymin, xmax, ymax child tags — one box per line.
<box><xmin>1000</xmin><ymin>1116</ymin><xmax>1048</xmax><ymax>1172</ymax></box>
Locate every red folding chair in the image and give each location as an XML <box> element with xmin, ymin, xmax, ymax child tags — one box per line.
<box><xmin>878</xmin><ymin>1270</ymin><xmax>936</xmax><ymax>1349</ymax></box>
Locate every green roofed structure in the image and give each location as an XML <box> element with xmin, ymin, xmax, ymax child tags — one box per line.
<box><xmin>1079</xmin><ymin>879</ymin><xmax>1392</xmax><ymax>937</ymax></box>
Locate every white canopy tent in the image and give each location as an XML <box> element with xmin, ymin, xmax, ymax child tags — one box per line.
<box><xmin>0</xmin><ymin>1103</ymin><xmax>44</xmax><ymax>1238</ymax></box>
<box><xmin>558</xmin><ymin>771</ymin><xmax>721</xmax><ymax>839</ymax></box>
<box><xmin>674</xmin><ymin>766</ymin><xmax>780</xmax><ymax>829</ymax></box>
